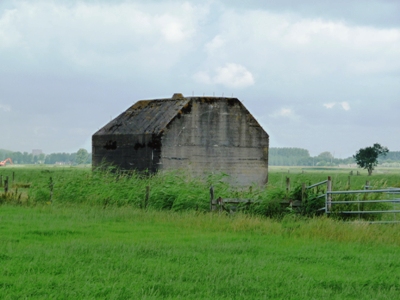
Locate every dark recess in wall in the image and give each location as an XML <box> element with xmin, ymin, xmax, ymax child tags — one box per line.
<box><xmin>104</xmin><ymin>141</ymin><xmax>117</xmax><ymax>150</ymax></box>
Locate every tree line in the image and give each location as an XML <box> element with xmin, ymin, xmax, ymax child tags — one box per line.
<box><xmin>0</xmin><ymin>149</ymin><xmax>91</xmax><ymax>165</ymax></box>
<box><xmin>269</xmin><ymin>147</ymin><xmax>356</xmax><ymax>166</ymax></box>
<box><xmin>378</xmin><ymin>151</ymin><xmax>400</xmax><ymax>162</ymax></box>
<box><xmin>270</xmin><ymin>147</ymin><xmax>400</xmax><ymax>167</ymax></box>
<box><xmin>1</xmin><ymin>147</ymin><xmax>399</xmax><ymax>167</ymax></box>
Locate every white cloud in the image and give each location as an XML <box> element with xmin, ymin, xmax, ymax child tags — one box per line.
<box><xmin>0</xmin><ymin>8</ymin><xmax>21</xmax><ymax>48</ymax></box>
<box><xmin>323</xmin><ymin>102</ymin><xmax>350</xmax><ymax>111</ymax></box>
<box><xmin>323</xmin><ymin>103</ymin><xmax>336</xmax><ymax>109</ymax></box>
<box><xmin>270</xmin><ymin>107</ymin><xmax>295</xmax><ymax>118</ymax></box>
<box><xmin>0</xmin><ymin>104</ymin><xmax>11</xmax><ymax>112</ymax></box>
<box><xmin>202</xmin><ymin>9</ymin><xmax>400</xmax><ymax>79</ymax></box>
<box><xmin>194</xmin><ymin>63</ymin><xmax>254</xmax><ymax>88</ymax></box>
<box><xmin>214</xmin><ymin>63</ymin><xmax>254</xmax><ymax>88</ymax></box>
<box><xmin>205</xmin><ymin>35</ymin><xmax>225</xmax><ymax>54</ymax></box>
<box><xmin>340</xmin><ymin>101</ymin><xmax>350</xmax><ymax>111</ymax></box>
<box><xmin>0</xmin><ymin>1</ymin><xmax>209</xmax><ymax>73</ymax></box>
<box><xmin>160</xmin><ymin>19</ymin><xmax>187</xmax><ymax>42</ymax></box>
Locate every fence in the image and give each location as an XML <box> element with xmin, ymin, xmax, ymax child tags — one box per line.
<box><xmin>325</xmin><ymin>188</ymin><xmax>400</xmax><ymax>223</ymax></box>
<box><xmin>303</xmin><ymin>176</ymin><xmax>400</xmax><ymax>223</ymax></box>
<box><xmin>209</xmin><ymin>186</ymin><xmax>255</xmax><ymax>213</ymax></box>
<box><xmin>1</xmin><ymin>172</ymin><xmax>47</xmax><ymax>204</ymax></box>
<box><xmin>253</xmin><ymin>176</ymin><xmax>400</xmax><ymax>223</ymax></box>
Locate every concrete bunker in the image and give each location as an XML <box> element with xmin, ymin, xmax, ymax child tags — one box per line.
<box><xmin>92</xmin><ymin>94</ymin><xmax>269</xmax><ymax>186</ymax></box>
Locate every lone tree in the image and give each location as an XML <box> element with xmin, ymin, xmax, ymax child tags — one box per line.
<box><xmin>76</xmin><ymin>148</ymin><xmax>89</xmax><ymax>165</ymax></box>
<box><xmin>353</xmin><ymin>143</ymin><xmax>388</xmax><ymax>175</ymax></box>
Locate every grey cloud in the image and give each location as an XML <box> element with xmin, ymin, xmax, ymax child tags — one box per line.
<box><xmin>0</xmin><ymin>0</ymin><xmax>399</xmax><ymax>156</ymax></box>
<box><xmin>226</xmin><ymin>0</ymin><xmax>400</xmax><ymax>28</ymax></box>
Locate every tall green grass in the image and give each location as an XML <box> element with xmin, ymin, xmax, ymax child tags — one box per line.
<box><xmin>1</xmin><ymin>166</ymin><xmax>399</xmax><ymax>219</ymax></box>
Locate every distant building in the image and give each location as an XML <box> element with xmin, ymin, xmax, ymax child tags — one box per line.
<box><xmin>92</xmin><ymin>94</ymin><xmax>269</xmax><ymax>186</ymax></box>
<box><xmin>32</xmin><ymin>149</ymin><xmax>43</xmax><ymax>156</ymax></box>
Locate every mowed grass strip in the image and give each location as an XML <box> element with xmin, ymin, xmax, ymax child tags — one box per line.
<box><xmin>1</xmin><ymin>205</ymin><xmax>400</xmax><ymax>299</ymax></box>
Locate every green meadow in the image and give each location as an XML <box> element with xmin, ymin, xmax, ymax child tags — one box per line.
<box><xmin>1</xmin><ymin>166</ymin><xmax>400</xmax><ymax>299</ymax></box>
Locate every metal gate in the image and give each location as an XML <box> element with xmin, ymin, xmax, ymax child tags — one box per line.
<box><xmin>325</xmin><ymin>188</ymin><xmax>400</xmax><ymax>224</ymax></box>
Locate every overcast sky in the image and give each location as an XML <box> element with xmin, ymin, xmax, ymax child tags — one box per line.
<box><xmin>1</xmin><ymin>0</ymin><xmax>399</xmax><ymax>158</ymax></box>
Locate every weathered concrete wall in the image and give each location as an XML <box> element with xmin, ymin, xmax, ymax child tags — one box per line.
<box><xmin>92</xmin><ymin>133</ymin><xmax>162</xmax><ymax>173</ymax></box>
<box><xmin>160</xmin><ymin>98</ymin><xmax>269</xmax><ymax>186</ymax></box>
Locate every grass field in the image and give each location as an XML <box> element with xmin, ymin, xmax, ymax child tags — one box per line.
<box><xmin>1</xmin><ymin>166</ymin><xmax>400</xmax><ymax>298</ymax></box>
<box><xmin>2</xmin><ymin>206</ymin><xmax>400</xmax><ymax>299</ymax></box>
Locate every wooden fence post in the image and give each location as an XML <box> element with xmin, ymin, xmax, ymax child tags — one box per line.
<box><xmin>49</xmin><ymin>177</ymin><xmax>54</xmax><ymax>203</ymax></box>
<box><xmin>327</xmin><ymin>176</ymin><xmax>332</xmax><ymax>211</ymax></box>
<box><xmin>301</xmin><ymin>183</ymin><xmax>306</xmax><ymax>202</ymax></box>
<box><xmin>286</xmin><ymin>177</ymin><xmax>290</xmax><ymax>200</ymax></box>
<box><xmin>210</xmin><ymin>186</ymin><xmax>215</xmax><ymax>211</ymax></box>
<box><xmin>0</xmin><ymin>175</ymin><xmax>2</xmax><ymax>187</ymax></box>
<box><xmin>218</xmin><ymin>197</ymin><xmax>223</xmax><ymax>213</ymax></box>
<box><xmin>4</xmin><ymin>176</ymin><xmax>8</xmax><ymax>194</ymax></box>
<box><xmin>12</xmin><ymin>172</ymin><xmax>15</xmax><ymax>184</ymax></box>
<box><xmin>145</xmin><ymin>185</ymin><xmax>150</xmax><ymax>208</ymax></box>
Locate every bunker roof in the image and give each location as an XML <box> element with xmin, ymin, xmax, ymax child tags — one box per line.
<box><xmin>94</xmin><ymin>93</ymin><xmax>253</xmax><ymax>136</ymax></box>
<box><xmin>95</xmin><ymin>95</ymin><xmax>190</xmax><ymax>135</ymax></box>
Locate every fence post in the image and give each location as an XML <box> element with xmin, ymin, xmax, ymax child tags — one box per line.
<box><xmin>145</xmin><ymin>185</ymin><xmax>150</xmax><ymax>208</ymax></box>
<box><xmin>218</xmin><ymin>197</ymin><xmax>223</xmax><ymax>213</ymax></box>
<box><xmin>286</xmin><ymin>177</ymin><xmax>290</xmax><ymax>200</ymax></box>
<box><xmin>365</xmin><ymin>181</ymin><xmax>370</xmax><ymax>190</ymax></box>
<box><xmin>210</xmin><ymin>186</ymin><xmax>215</xmax><ymax>211</ymax></box>
<box><xmin>12</xmin><ymin>172</ymin><xmax>15</xmax><ymax>184</ymax></box>
<box><xmin>301</xmin><ymin>183</ymin><xmax>306</xmax><ymax>202</ymax></box>
<box><xmin>4</xmin><ymin>176</ymin><xmax>8</xmax><ymax>194</ymax></box>
<box><xmin>0</xmin><ymin>175</ymin><xmax>2</xmax><ymax>187</ymax></box>
<box><xmin>49</xmin><ymin>177</ymin><xmax>54</xmax><ymax>203</ymax></box>
<box><xmin>327</xmin><ymin>176</ymin><xmax>332</xmax><ymax>211</ymax></box>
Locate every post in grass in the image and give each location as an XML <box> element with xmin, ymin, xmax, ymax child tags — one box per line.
<box><xmin>286</xmin><ymin>177</ymin><xmax>290</xmax><ymax>200</ymax></box>
<box><xmin>144</xmin><ymin>185</ymin><xmax>150</xmax><ymax>209</ymax></box>
<box><xmin>4</xmin><ymin>176</ymin><xmax>8</xmax><ymax>194</ymax></box>
<box><xmin>49</xmin><ymin>177</ymin><xmax>54</xmax><ymax>203</ymax></box>
<box><xmin>210</xmin><ymin>186</ymin><xmax>216</xmax><ymax>211</ymax></box>
<box><xmin>327</xmin><ymin>176</ymin><xmax>332</xmax><ymax>211</ymax></box>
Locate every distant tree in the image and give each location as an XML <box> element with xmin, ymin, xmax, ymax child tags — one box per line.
<box><xmin>76</xmin><ymin>148</ymin><xmax>89</xmax><ymax>165</ymax></box>
<box><xmin>317</xmin><ymin>151</ymin><xmax>334</xmax><ymax>160</ymax></box>
<box><xmin>378</xmin><ymin>151</ymin><xmax>400</xmax><ymax>163</ymax></box>
<box><xmin>316</xmin><ymin>151</ymin><xmax>335</xmax><ymax>165</ymax></box>
<box><xmin>353</xmin><ymin>143</ymin><xmax>388</xmax><ymax>175</ymax></box>
<box><xmin>38</xmin><ymin>153</ymin><xmax>46</xmax><ymax>164</ymax></box>
<box><xmin>12</xmin><ymin>152</ymin><xmax>23</xmax><ymax>164</ymax></box>
<box><xmin>268</xmin><ymin>147</ymin><xmax>311</xmax><ymax>166</ymax></box>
